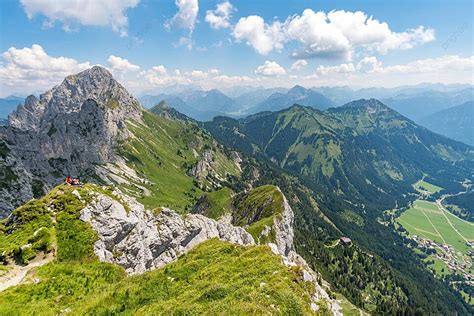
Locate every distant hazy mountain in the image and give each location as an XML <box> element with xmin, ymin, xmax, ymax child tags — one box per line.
<box><xmin>139</xmin><ymin>89</ymin><xmax>237</xmax><ymax>121</ymax></box>
<box><xmin>252</xmin><ymin>85</ymin><xmax>334</xmax><ymax>113</ymax></box>
<box><xmin>312</xmin><ymin>83</ymin><xmax>473</xmax><ymax>109</ymax></box>
<box><xmin>140</xmin><ymin>83</ymin><xmax>473</xmax><ymax>122</ymax></box>
<box><xmin>382</xmin><ymin>88</ymin><xmax>474</xmax><ymax>121</ymax></box>
<box><xmin>420</xmin><ymin>101</ymin><xmax>473</xmax><ymax>145</ymax></box>
<box><xmin>179</xmin><ymin>89</ymin><xmax>236</xmax><ymax>113</ymax></box>
<box><xmin>232</xmin><ymin>87</ymin><xmax>287</xmax><ymax>115</ymax></box>
<box><xmin>140</xmin><ymin>94</ymin><xmax>186</xmax><ymax>109</ymax></box>
<box><xmin>139</xmin><ymin>83</ymin><xmax>203</xmax><ymax>96</ymax></box>
<box><xmin>0</xmin><ymin>95</ymin><xmax>23</xmax><ymax>119</ymax></box>
<box><xmin>219</xmin><ymin>85</ymin><xmax>264</xmax><ymax>98</ymax></box>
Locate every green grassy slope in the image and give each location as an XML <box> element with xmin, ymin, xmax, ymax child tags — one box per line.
<box><xmin>0</xmin><ymin>240</ymin><xmax>326</xmax><ymax>315</ymax></box>
<box><xmin>115</xmin><ymin>110</ymin><xmax>240</xmax><ymax>213</ymax></box>
<box><xmin>414</xmin><ymin>179</ymin><xmax>443</xmax><ymax>194</ymax></box>
<box><xmin>0</xmin><ymin>184</ymin><xmax>99</xmax><ymax>264</ymax></box>
<box><xmin>0</xmin><ymin>184</ymin><xmax>330</xmax><ymax>315</ymax></box>
<box><xmin>192</xmin><ymin>185</ymin><xmax>287</xmax><ymax>244</ymax></box>
<box><xmin>78</xmin><ymin>240</ymin><xmax>321</xmax><ymax>315</ymax></box>
<box><xmin>192</xmin><ymin>187</ymin><xmax>234</xmax><ymax>220</ymax></box>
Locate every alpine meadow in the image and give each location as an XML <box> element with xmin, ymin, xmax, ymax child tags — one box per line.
<box><xmin>0</xmin><ymin>0</ymin><xmax>473</xmax><ymax>315</ymax></box>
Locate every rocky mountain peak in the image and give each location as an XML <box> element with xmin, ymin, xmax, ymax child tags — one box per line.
<box><xmin>1</xmin><ymin>67</ymin><xmax>144</xmax><ymax>214</ymax></box>
<box><xmin>9</xmin><ymin>66</ymin><xmax>141</xmax><ymax>131</ymax></box>
<box><xmin>333</xmin><ymin>98</ymin><xmax>404</xmax><ymax>120</ymax></box>
<box><xmin>288</xmin><ymin>85</ymin><xmax>306</xmax><ymax>94</ymax></box>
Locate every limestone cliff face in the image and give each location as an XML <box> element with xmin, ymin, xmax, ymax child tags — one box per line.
<box><xmin>0</xmin><ymin>66</ymin><xmax>142</xmax><ymax>217</ymax></box>
<box><xmin>271</xmin><ymin>188</ymin><xmax>295</xmax><ymax>257</ymax></box>
<box><xmin>9</xmin><ymin>66</ymin><xmax>141</xmax><ymax>132</ymax></box>
<box><xmin>79</xmin><ymin>190</ymin><xmax>254</xmax><ymax>275</ymax></box>
<box><xmin>8</xmin><ymin>95</ymin><xmax>45</xmax><ymax>131</ymax></box>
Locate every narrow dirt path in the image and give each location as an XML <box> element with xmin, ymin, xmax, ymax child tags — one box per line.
<box><xmin>0</xmin><ymin>252</ymin><xmax>54</xmax><ymax>292</ymax></box>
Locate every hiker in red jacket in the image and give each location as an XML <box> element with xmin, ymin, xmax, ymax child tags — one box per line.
<box><xmin>65</xmin><ymin>176</ymin><xmax>72</xmax><ymax>185</ymax></box>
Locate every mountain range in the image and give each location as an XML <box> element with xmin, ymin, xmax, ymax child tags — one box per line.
<box><xmin>0</xmin><ymin>67</ymin><xmax>472</xmax><ymax>314</ymax></box>
<box><xmin>136</xmin><ymin>84</ymin><xmax>473</xmax><ymax>146</ymax></box>
<box><xmin>382</xmin><ymin>87</ymin><xmax>474</xmax><ymax>121</ymax></box>
<box><xmin>3</xmin><ymin>82</ymin><xmax>472</xmax><ymax>148</ymax></box>
<box><xmin>138</xmin><ymin>85</ymin><xmax>334</xmax><ymax>121</ymax></box>
<box><xmin>419</xmin><ymin>101</ymin><xmax>473</xmax><ymax>145</ymax></box>
<box><xmin>205</xmin><ymin>100</ymin><xmax>473</xmax><ymax>218</ymax></box>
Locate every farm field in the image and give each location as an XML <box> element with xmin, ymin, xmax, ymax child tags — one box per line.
<box><xmin>413</xmin><ymin>179</ymin><xmax>443</xmax><ymax>194</ymax></box>
<box><xmin>397</xmin><ymin>200</ymin><xmax>473</xmax><ymax>254</ymax></box>
<box><xmin>395</xmin><ymin>178</ymin><xmax>474</xmax><ymax>306</ymax></box>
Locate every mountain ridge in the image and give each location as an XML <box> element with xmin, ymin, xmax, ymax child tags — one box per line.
<box><xmin>419</xmin><ymin>100</ymin><xmax>473</xmax><ymax>146</ymax></box>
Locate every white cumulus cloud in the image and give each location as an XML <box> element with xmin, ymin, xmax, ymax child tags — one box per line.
<box><xmin>255</xmin><ymin>61</ymin><xmax>286</xmax><ymax>76</ymax></box>
<box><xmin>151</xmin><ymin>65</ymin><xmax>167</xmax><ymax>75</ymax></box>
<box><xmin>303</xmin><ymin>55</ymin><xmax>473</xmax><ymax>87</ymax></box>
<box><xmin>233</xmin><ymin>16</ymin><xmax>286</xmax><ymax>55</ymax></box>
<box><xmin>290</xmin><ymin>60</ymin><xmax>308</xmax><ymax>71</ymax></box>
<box><xmin>315</xmin><ymin>63</ymin><xmax>355</xmax><ymax>76</ymax></box>
<box><xmin>375</xmin><ymin>55</ymin><xmax>474</xmax><ymax>74</ymax></box>
<box><xmin>166</xmin><ymin>0</ymin><xmax>199</xmax><ymax>33</ymax></box>
<box><xmin>20</xmin><ymin>0</ymin><xmax>140</xmax><ymax>37</ymax></box>
<box><xmin>357</xmin><ymin>56</ymin><xmax>382</xmax><ymax>72</ymax></box>
<box><xmin>206</xmin><ymin>1</ymin><xmax>234</xmax><ymax>29</ymax></box>
<box><xmin>287</xmin><ymin>9</ymin><xmax>435</xmax><ymax>59</ymax></box>
<box><xmin>107</xmin><ymin>55</ymin><xmax>140</xmax><ymax>75</ymax></box>
<box><xmin>0</xmin><ymin>44</ymin><xmax>91</xmax><ymax>96</ymax></box>
<box><xmin>233</xmin><ymin>9</ymin><xmax>435</xmax><ymax>60</ymax></box>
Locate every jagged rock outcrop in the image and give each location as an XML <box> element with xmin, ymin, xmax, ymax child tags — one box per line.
<box><xmin>187</xmin><ymin>150</ymin><xmax>215</xmax><ymax>178</ymax></box>
<box><xmin>271</xmin><ymin>188</ymin><xmax>295</xmax><ymax>257</ymax></box>
<box><xmin>80</xmin><ymin>190</ymin><xmax>254</xmax><ymax>275</ymax></box>
<box><xmin>8</xmin><ymin>95</ymin><xmax>45</xmax><ymax>131</ymax></box>
<box><xmin>0</xmin><ymin>66</ymin><xmax>142</xmax><ymax>217</ymax></box>
<box><xmin>9</xmin><ymin>66</ymin><xmax>141</xmax><ymax>132</ymax></box>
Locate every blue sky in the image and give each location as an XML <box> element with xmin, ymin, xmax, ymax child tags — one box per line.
<box><xmin>0</xmin><ymin>0</ymin><xmax>472</xmax><ymax>97</ymax></box>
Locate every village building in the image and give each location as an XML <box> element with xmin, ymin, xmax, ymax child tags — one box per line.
<box><xmin>340</xmin><ymin>237</ymin><xmax>352</xmax><ymax>245</ymax></box>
